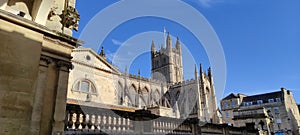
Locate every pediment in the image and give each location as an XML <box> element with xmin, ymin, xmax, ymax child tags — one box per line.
<box><xmin>71</xmin><ymin>48</ymin><xmax>120</xmax><ymax>74</ymax></box>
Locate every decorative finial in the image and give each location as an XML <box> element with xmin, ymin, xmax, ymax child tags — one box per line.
<box><xmin>125</xmin><ymin>65</ymin><xmax>128</xmax><ymax>73</ymax></box>
<box><xmin>138</xmin><ymin>69</ymin><xmax>140</xmax><ymax>76</ymax></box>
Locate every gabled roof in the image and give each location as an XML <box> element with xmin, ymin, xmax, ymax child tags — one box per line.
<box><xmin>72</xmin><ymin>47</ymin><xmax>121</xmax><ymax>74</ymax></box>
<box><xmin>222</xmin><ymin>93</ymin><xmax>245</xmax><ymax>100</ymax></box>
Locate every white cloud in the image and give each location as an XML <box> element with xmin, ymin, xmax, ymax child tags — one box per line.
<box><xmin>111</xmin><ymin>39</ymin><xmax>123</xmax><ymax>46</ymax></box>
<box><xmin>197</xmin><ymin>0</ymin><xmax>223</xmax><ymax>8</ymax></box>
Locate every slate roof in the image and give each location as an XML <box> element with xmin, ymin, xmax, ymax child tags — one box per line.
<box><xmin>222</xmin><ymin>93</ymin><xmax>246</xmax><ymax>100</ymax></box>
<box><xmin>241</xmin><ymin>91</ymin><xmax>283</xmax><ymax>104</ymax></box>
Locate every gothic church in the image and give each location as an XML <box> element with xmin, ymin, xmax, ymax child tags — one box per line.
<box><xmin>67</xmin><ymin>32</ymin><xmax>220</xmax><ymax>123</ymax></box>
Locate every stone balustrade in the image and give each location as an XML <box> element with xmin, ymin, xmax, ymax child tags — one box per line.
<box><xmin>64</xmin><ymin>104</ymin><xmax>257</xmax><ymax>135</ymax></box>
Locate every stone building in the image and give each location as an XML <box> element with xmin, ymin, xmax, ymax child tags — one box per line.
<box><xmin>67</xmin><ymin>32</ymin><xmax>220</xmax><ymax>121</ymax></box>
<box><xmin>0</xmin><ymin>0</ymin><xmax>80</xmax><ymax>134</ymax></box>
<box><xmin>65</xmin><ymin>32</ymin><xmax>226</xmax><ymax>134</ymax></box>
<box><xmin>221</xmin><ymin>88</ymin><xmax>300</xmax><ymax>135</ymax></box>
<box><xmin>220</xmin><ymin>93</ymin><xmax>246</xmax><ymax>125</ymax></box>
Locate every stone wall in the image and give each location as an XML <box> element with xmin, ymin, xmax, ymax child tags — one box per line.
<box><xmin>0</xmin><ymin>9</ymin><xmax>78</xmax><ymax>135</ymax></box>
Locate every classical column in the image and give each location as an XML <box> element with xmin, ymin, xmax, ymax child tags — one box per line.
<box><xmin>30</xmin><ymin>56</ymin><xmax>53</xmax><ymax>135</ymax></box>
<box><xmin>51</xmin><ymin>60</ymin><xmax>72</xmax><ymax>135</ymax></box>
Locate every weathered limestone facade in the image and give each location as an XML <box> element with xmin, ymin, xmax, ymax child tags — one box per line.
<box><xmin>221</xmin><ymin>93</ymin><xmax>246</xmax><ymax>125</ymax></box>
<box><xmin>221</xmin><ymin>88</ymin><xmax>300</xmax><ymax>135</ymax></box>
<box><xmin>0</xmin><ymin>0</ymin><xmax>80</xmax><ymax>134</ymax></box>
<box><xmin>67</xmin><ymin>34</ymin><xmax>220</xmax><ymax>123</ymax></box>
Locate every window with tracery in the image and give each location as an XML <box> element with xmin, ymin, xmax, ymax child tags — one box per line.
<box><xmin>72</xmin><ymin>79</ymin><xmax>97</xmax><ymax>94</ymax></box>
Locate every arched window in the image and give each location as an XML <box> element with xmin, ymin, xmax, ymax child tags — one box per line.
<box><xmin>139</xmin><ymin>95</ymin><xmax>146</xmax><ymax>107</ymax></box>
<box><xmin>128</xmin><ymin>85</ymin><xmax>137</xmax><ymax>107</ymax></box>
<box><xmin>72</xmin><ymin>79</ymin><xmax>97</xmax><ymax>94</ymax></box>
<box><xmin>116</xmin><ymin>82</ymin><xmax>123</xmax><ymax>105</ymax></box>
<box><xmin>152</xmin><ymin>89</ymin><xmax>160</xmax><ymax>106</ymax></box>
<box><xmin>141</xmin><ymin>87</ymin><xmax>149</xmax><ymax>106</ymax></box>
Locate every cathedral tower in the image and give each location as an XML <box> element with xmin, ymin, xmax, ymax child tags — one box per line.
<box><xmin>151</xmin><ymin>32</ymin><xmax>183</xmax><ymax>84</ymax></box>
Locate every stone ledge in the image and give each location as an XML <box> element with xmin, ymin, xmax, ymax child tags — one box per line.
<box><xmin>0</xmin><ymin>9</ymin><xmax>83</xmax><ymax>46</ymax></box>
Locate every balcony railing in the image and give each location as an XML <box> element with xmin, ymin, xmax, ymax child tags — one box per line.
<box><xmin>64</xmin><ymin>104</ymin><xmax>192</xmax><ymax>135</ymax></box>
<box><xmin>65</xmin><ymin>104</ymin><xmax>257</xmax><ymax>135</ymax></box>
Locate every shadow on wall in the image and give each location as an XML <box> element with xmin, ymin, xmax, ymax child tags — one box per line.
<box><xmin>288</xmin><ymin>108</ymin><xmax>299</xmax><ymax>134</ymax></box>
<box><xmin>0</xmin><ymin>27</ymin><xmax>42</xmax><ymax>134</ymax></box>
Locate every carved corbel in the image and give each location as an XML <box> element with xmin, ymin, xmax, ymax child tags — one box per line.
<box><xmin>56</xmin><ymin>60</ymin><xmax>73</xmax><ymax>72</ymax></box>
<box><xmin>40</xmin><ymin>55</ymin><xmax>53</xmax><ymax>67</ymax></box>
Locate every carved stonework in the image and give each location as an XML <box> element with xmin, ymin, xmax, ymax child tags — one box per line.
<box><xmin>60</xmin><ymin>6</ymin><xmax>80</xmax><ymax>31</ymax></box>
<box><xmin>57</xmin><ymin>61</ymin><xmax>73</xmax><ymax>71</ymax></box>
<box><xmin>40</xmin><ymin>55</ymin><xmax>53</xmax><ymax>66</ymax></box>
<box><xmin>47</xmin><ymin>6</ymin><xmax>58</xmax><ymax>21</ymax></box>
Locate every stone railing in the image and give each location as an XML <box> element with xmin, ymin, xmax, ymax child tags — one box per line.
<box><xmin>151</xmin><ymin>118</ymin><xmax>192</xmax><ymax>134</ymax></box>
<box><xmin>65</xmin><ymin>105</ymin><xmax>134</xmax><ymax>135</ymax></box>
<box><xmin>65</xmin><ymin>104</ymin><xmax>257</xmax><ymax>135</ymax></box>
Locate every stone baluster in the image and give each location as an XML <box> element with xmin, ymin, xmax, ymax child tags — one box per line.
<box><xmin>117</xmin><ymin>116</ymin><xmax>121</xmax><ymax>131</ymax></box>
<box><xmin>128</xmin><ymin>119</ymin><xmax>131</xmax><ymax>130</ymax></box>
<box><xmin>103</xmin><ymin>114</ymin><xmax>107</xmax><ymax>129</ymax></box>
<box><xmin>122</xmin><ymin>118</ymin><xmax>125</xmax><ymax>131</ymax></box>
<box><xmin>107</xmin><ymin>116</ymin><xmax>111</xmax><ymax>130</ymax></box>
<box><xmin>71</xmin><ymin>112</ymin><xmax>76</xmax><ymax>130</ymax></box>
<box><xmin>85</xmin><ymin>114</ymin><xmax>90</xmax><ymax>130</ymax></box>
<box><xmin>91</xmin><ymin>114</ymin><xmax>96</xmax><ymax>130</ymax></box>
<box><xmin>112</xmin><ymin>116</ymin><xmax>116</xmax><ymax>131</ymax></box>
<box><xmin>77</xmin><ymin>113</ymin><xmax>82</xmax><ymax>129</ymax></box>
<box><xmin>159</xmin><ymin>121</ymin><xmax>162</xmax><ymax>132</ymax></box>
<box><xmin>95</xmin><ymin>115</ymin><xmax>100</xmax><ymax>130</ymax></box>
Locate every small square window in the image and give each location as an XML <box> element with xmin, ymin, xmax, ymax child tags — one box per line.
<box><xmin>276</xmin><ymin>98</ymin><xmax>281</xmax><ymax>102</ymax></box>
<box><xmin>224</xmin><ymin>102</ymin><xmax>229</xmax><ymax>109</ymax></box>
<box><xmin>231</xmin><ymin>101</ymin><xmax>235</xmax><ymax>107</ymax></box>
<box><xmin>268</xmin><ymin>99</ymin><xmax>274</xmax><ymax>103</ymax></box>
<box><xmin>276</xmin><ymin>119</ymin><xmax>282</xmax><ymax>124</ymax></box>
<box><xmin>225</xmin><ymin>112</ymin><xmax>230</xmax><ymax>118</ymax></box>
<box><xmin>274</xmin><ymin>107</ymin><xmax>280</xmax><ymax>114</ymax></box>
<box><xmin>246</xmin><ymin>102</ymin><xmax>253</xmax><ymax>106</ymax></box>
<box><xmin>257</xmin><ymin>100</ymin><xmax>263</xmax><ymax>105</ymax></box>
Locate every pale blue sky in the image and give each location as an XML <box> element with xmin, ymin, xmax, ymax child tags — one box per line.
<box><xmin>74</xmin><ymin>0</ymin><xmax>300</xmax><ymax>103</ymax></box>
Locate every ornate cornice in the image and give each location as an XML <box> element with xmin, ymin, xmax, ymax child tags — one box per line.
<box><xmin>40</xmin><ymin>55</ymin><xmax>53</xmax><ymax>66</ymax></box>
<box><xmin>43</xmin><ymin>36</ymin><xmax>75</xmax><ymax>49</ymax></box>
<box><xmin>57</xmin><ymin>60</ymin><xmax>73</xmax><ymax>70</ymax></box>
